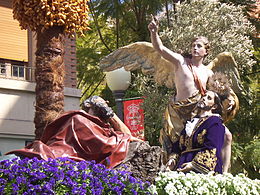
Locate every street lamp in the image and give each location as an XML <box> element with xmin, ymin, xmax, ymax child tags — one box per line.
<box><xmin>105</xmin><ymin>67</ymin><xmax>131</xmax><ymax>121</ymax></box>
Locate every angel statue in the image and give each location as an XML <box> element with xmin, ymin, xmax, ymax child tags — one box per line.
<box><xmin>99</xmin><ymin>17</ymin><xmax>240</xmax><ymax>173</ymax></box>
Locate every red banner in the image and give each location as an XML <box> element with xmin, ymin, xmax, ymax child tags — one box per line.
<box><xmin>123</xmin><ymin>98</ymin><xmax>145</xmax><ymax>140</ymax></box>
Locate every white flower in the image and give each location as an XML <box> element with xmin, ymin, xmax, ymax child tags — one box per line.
<box><xmin>153</xmin><ymin>172</ymin><xmax>260</xmax><ymax>195</ymax></box>
<box><xmin>148</xmin><ymin>185</ymin><xmax>158</xmax><ymax>195</ymax></box>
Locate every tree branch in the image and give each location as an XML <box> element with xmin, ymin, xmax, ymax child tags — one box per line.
<box><xmin>88</xmin><ymin>0</ymin><xmax>112</xmax><ymax>52</ymax></box>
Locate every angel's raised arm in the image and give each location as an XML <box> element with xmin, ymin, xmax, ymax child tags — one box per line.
<box><xmin>148</xmin><ymin>16</ymin><xmax>184</xmax><ymax>68</ymax></box>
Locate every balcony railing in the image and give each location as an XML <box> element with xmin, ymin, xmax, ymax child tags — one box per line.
<box><xmin>0</xmin><ymin>63</ymin><xmax>35</xmax><ymax>82</ymax></box>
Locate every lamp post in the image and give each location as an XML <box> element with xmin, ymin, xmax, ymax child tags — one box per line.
<box><xmin>105</xmin><ymin>67</ymin><xmax>131</xmax><ymax>121</ymax></box>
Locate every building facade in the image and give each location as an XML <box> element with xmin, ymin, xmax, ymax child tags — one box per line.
<box><xmin>0</xmin><ymin>0</ymin><xmax>81</xmax><ymax>155</ymax></box>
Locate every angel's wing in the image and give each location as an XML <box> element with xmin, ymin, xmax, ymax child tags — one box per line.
<box><xmin>99</xmin><ymin>41</ymin><xmax>175</xmax><ymax>88</ymax></box>
<box><xmin>207</xmin><ymin>52</ymin><xmax>244</xmax><ymax>94</ymax></box>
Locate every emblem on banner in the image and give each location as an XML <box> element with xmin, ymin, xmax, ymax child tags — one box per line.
<box><xmin>123</xmin><ymin>99</ymin><xmax>144</xmax><ymax>140</ymax></box>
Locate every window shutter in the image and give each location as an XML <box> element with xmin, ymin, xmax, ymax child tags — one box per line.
<box><xmin>0</xmin><ymin>4</ymin><xmax>28</xmax><ymax>62</ymax></box>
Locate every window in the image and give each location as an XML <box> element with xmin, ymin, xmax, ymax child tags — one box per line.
<box><xmin>0</xmin><ymin>58</ymin><xmax>35</xmax><ymax>81</ymax></box>
<box><xmin>12</xmin><ymin>64</ymin><xmax>25</xmax><ymax>78</ymax></box>
<box><xmin>0</xmin><ymin>63</ymin><xmax>6</xmax><ymax>75</ymax></box>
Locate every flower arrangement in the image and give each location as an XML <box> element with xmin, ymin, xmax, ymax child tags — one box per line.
<box><xmin>0</xmin><ymin>157</ymin><xmax>150</xmax><ymax>194</ymax></box>
<box><xmin>1</xmin><ymin>157</ymin><xmax>259</xmax><ymax>195</ymax></box>
<box><xmin>149</xmin><ymin>171</ymin><xmax>260</xmax><ymax>195</ymax></box>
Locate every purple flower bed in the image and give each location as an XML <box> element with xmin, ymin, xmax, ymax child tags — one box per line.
<box><xmin>0</xmin><ymin>157</ymin><xmax>151</xmax><ymax>194</ymax></box>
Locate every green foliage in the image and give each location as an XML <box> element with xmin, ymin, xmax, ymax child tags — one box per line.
<box><xmin>227</xmin><ymin>78</ymin><xmax>259</xmax><ymax>141</ymax></box>
<box><xmin>93</xmin><ymin>0</ymin><xmax>164</xmax><ymax>42</ymax></box>
<box><xmin>76</xmin><ymin>17</ymin><xmax>116</xmax><ymax>102</ymax></box>
<box><xmin>244</xmin><ymin>137</ymin><xmax>260</xmax><ymax>172</ymax></box>
<box><xmin>130</xmin><ymin>74</ymin><xmax>173</xmax><ymax>146</ymax></box>
<box><xmin>150</xmin><ymin>171</ymin><xmax>260</xmax><ymax>195</ymax></box>
<box><xmin>227</xmin><ymin>75</ymin><xmax>259</xmax><ymax>177</ymax></box>
<box><xmin>232</xmin><ymin>137</ymin><xmax>260</xmax><ymax>179</ymax></box>
<box><xmin>219</xmin><ymin>0</ymin><xmax>257</xmax><ymax>6</ymax></box>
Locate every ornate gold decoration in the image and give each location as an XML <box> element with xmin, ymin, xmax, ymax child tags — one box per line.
<box><xmin>179</xmin><ymin>135</ymin><xmax>185</xmax><ymax>148</ymax></box>
<box><xmin>197</xmin><ymin>129</ymin><xmax>207</xmax><ymax>145</ymax></box>
<box><xmin>184</xmin><ymin>135</ymin><xmax>192</xmax><ymax>151</ymax></box>
<box><xmin>193</xmin><ymin>148</ymin><xmax>217</xmax><ymax>172</ymax></box>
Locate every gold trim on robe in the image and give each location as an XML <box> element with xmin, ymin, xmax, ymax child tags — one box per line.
<box><xmin>192</xmin><ymin>148</ymin><xmax>218</xmax><ymax>174</ymax></box>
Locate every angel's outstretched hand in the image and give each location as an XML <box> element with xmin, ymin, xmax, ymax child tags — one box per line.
<box><xmin>148</xmin><ymin>14</ymin><xmax>159</xmax><ymax>33</ymax></box>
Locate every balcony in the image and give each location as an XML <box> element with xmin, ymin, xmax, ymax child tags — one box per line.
<box><xmin>0</xmin><ymin>62</ymin><xmax>35</xmax><ymax>82</ymax></box>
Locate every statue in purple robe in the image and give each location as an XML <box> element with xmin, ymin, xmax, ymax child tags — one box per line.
<box><xmin>167</xmin><ymin>90</ymin><xmax>225</xmax><ymax>174</ymax></box>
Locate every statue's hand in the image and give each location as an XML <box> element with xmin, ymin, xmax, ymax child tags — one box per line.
<box><xmin>177</xmin><ymin>162</ymin><xmax>194</xmax><ymax>172</ymax></box>
<box><xmin>148</xmin><ymin>14</ymin><xmax>159</xmax><ymax>33</ymax></box>
<box><xmin>165</xmin><ymin>153</ymin><xmax>179</xmax><ymax>171</ymax></box>
<box><xmin>130</xmin><ymin>136</ymin><xmax>144</xmax><ymax>142</ymax></box>
<box><xmin>166</xmin><ymin>158</ymin><xmax>176</xmax><ymax>171</ymax></box>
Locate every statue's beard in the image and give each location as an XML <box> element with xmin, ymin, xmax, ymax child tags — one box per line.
<box><xmin>196</xmin><ymin>102</ymin><xmax>213</xmax><ymax>111</ymax></box>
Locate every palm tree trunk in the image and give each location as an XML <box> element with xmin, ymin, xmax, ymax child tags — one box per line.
<box><xmin>34</xmin><ymin>26</ymin><xmax>65</xmax><ymax>140</ymax></box>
